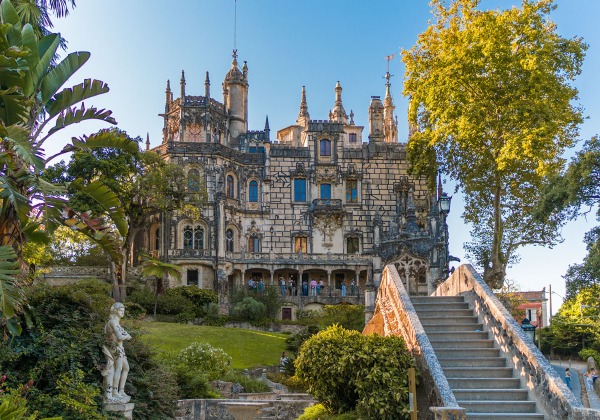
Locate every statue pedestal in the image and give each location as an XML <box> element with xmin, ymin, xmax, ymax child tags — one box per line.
<box><xmin>104</xmin><ymin>402</ymin><xmax>134</xmax><ymax>419</ymax></box>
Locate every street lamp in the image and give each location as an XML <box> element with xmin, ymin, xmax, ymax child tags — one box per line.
<box><xmin>521</xmin><ymin>318</ymin><xmax>537</xmax><ymax>343</ymax></box>
<box><xmin>438</xmin><ymin>192</ymin><xmax>452</xmax><ymax>214</ymax></box>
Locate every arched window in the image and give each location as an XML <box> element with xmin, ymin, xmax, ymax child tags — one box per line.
<box><xmin>226</xmin><ymin>229</ymin><xmax>234</xmax><ymax>252</ymax></box>
<box><xmin>183</xmin><ymin>225</ymin><xmax>204</xmax><ymax>249</ymax></box>
<box><xmin>249</xmin><ymin>180</ymin><xmax>259</xmax><ymax>202</ymax></box>
<box><xmin>226</xmin><ymin>175</ymin><xmax>235</xmax><ymax>198</ymax></box>
<box><xmin>248</xmin><ymin>235</ymin><xmax>261</xmax><ymax>253</ymax></box>
<box><xmin>320</xmin><ymin>139</ymin><xmax>331</xmax><ymax>156</ymax></box>
<box><xmin>187</xmin><ymin>169</ymin><xmax>200</xmax><ymax>192</ymax></box>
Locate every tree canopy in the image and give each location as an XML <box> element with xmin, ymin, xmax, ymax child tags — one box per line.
<box><xmin>403</xmin><ymin>0</ymin><xmax>587</xmax><ymax>287</ymax></box>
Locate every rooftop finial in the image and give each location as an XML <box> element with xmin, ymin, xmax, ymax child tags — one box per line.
<box><xmin>205</xmin><ymin>71</ymin><xmax>210</xmax><ymax>98</ymax></box>
<box><xmin>166</xmin><ymin>79</ymin><xmax>171</xmax><ymax>92</ymax></box>
<box><xmin>297</xmin><ymin>85</ymin><xmax>310</xmax><ymax>124</ymax></box>
<box><xmin>180</xmin><ymin>70</ymin><xmax>185</xmax><ymax>99</ymax></box>
<box><xmin>146</xmin><ymin>133</ymin><xmax>150</xmax><ymax>151</ymax></box>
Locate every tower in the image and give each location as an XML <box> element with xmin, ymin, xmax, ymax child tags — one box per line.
<box><xmin>222</xmin><ymin>51</ymin><xmax>248</xmax><ymax>141</ymax></box>
<box><xmin>383</xmin><ymin>72</ymin><xmax>398</xmax><ymax>143</ymax></box>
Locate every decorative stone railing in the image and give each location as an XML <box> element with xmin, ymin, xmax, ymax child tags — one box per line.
<box><xmin>224</xmin><ymin>251</ymin><xmax>370</xmax><ymax>265</ymax></box>
<box><xmin>169</xmin><ymin>249</ymin><xmax>213</xmax><ymax>259</ymax></box>
<box><xmin>433</xmin><ymin>264</ymin><xmax>598</xmax><ymax>419</ymax></box>
<box><xmin>363</xmin><ymin>264</ymin><xmax>466</xmax><ymax>419</ymax></box>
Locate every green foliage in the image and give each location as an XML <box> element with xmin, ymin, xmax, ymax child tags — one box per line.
<box><xmin>285</xmin><ymin>326</ymin><xmax>320</xmax><ymax>355</ymax></box>
<box><xmin>127</xmin><ymin>288</ymin><xmax>155</xmax><ymax>314</ymax></box>
<box><xmin>543</xmin><ymin>285</ymin><xmax>600</xmax><ymax>356</ymax></box>
<box><xmin>296</xmin><ymin>325</ymin><xmax>415</xmax><ymax>419</ymax></box>
<box><xmin>168</xmin><ymin>342</ymin><xmax>232</xmax><ymax>398</ymax></box>
<box><xmin>319</xmin><ymin>304</ymin><xmax>365</xmax><ymax>331</ymax></box>
<box><xmin>221</xmin><ymin>371</ymin><xmax>270</xmax><ymax>393</ymax></box>
<box><xmin>164</xmin><ymin>285</ymin><xmax>217</xmax><ymax>318</ymax></box>
<box><xmin>0</xmin><ymin>280</ymin><xmax>178</xmax><ymax>419</ymax></box>
<box><xmin>403</xmin><ymin>0</ymin><xmax>587</xmax><ymax>288</ymax></box>
<box><xmin>579</xmin><ymin>348</ymin><xmax>600</xmax><ymax>363</ymax></box>
<box><xmin>231</xmin><ymin>297</ymin><xmax>267</xmax><ymax>321</ymax></box>
<box><xmin>298</xmin><ymin>404</ymin><xmax>359</xmax><ymax>420</ymax></box>
<box><xmin>266</xmin><ymin>372</ymin><xmax>308</xmax><ymax>393</ymax></box>
<box><xmin>231</xmin><ymin>285</ymin><xmax>282</xmax><ymax>319</ymax></box>
<box><xmin>123</xmin><ymin>301</ymin><xmax>146</xmax><ymax>319</ymax></box>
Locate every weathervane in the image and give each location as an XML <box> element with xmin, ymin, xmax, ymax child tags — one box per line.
<box><xmin>385</xmin><ymin>53</ymin><xmax>395</xmax><ymax>85</ymax></box>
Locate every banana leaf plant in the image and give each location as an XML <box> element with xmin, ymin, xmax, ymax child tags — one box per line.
<box><xmin>0</xmin><ymin>0</ymin><xmax>136</xmax><ymax>335</ymax></box>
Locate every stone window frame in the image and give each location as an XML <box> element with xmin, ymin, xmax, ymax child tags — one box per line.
<box><xmin>319</xmin><ymin>139</ymin><xmax>331</xmax><ymax>156</ymax></box>
<box><xmin>248</xmin><ymin>179</ymin><xmax>259</xmax><ymax>202</ymax></box>
<box><xmin>293</xmin><ymin>178</ymin><xmax>307</xmax><ymax>202</ymax></box>
<box><xmin>178</xmin><ymin>219</ymin><xmax>208</xmax><ymax>250</ymax></box>
<box><xmin>348</xmin><ymin>133</ymin><xmax>357</xmax><ymax>143</ymax></box>
<box><xmin>293</xmin><ymin>235</ymin><xmax>308</xmax><ymax>253</ymax></box>
<box><xmin>225</xmin><ymin>226</ymin><xmax>237</xmax><ymax>253</ymax></box>
<box><xmin>345</xmin><ymin>179</ymin><xmax>359</xmax><ymax>204</ymax></box>
<box><xmin>320</xmin><ymin>182</ymin><xmax>332</xmax><ymax>200</ymax></box>
<box><xmin>344</xmin><ymin>231</ymin><xmax>363</xmax><ymax>254</ymax></box>
<box><xmin>226</xmin><ymin>173</ymin><xmax>237</xmax><ymax>198</ymax></box>
<box><xmin>248</xmin><ymin>235</ymin><xmax>261</xmax><ymax>253</ymax></box>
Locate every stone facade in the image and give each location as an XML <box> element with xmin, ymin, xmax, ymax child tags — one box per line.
<box><xmin>134</xmin><ymin>51</ymin><xmax>451</xmax><ymax>316</ymax></box>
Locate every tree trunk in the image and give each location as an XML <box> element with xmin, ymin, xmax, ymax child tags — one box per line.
<box><xmin>486</xmin><ymin>179</ymin><xmax>506</xmax><ymax>289</ymax></box>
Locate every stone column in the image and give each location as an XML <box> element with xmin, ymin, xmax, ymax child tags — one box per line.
<box><xmin>327</xmin><ymin>271</ymin><xmax>332</xmax><ymax>297</ymax></box>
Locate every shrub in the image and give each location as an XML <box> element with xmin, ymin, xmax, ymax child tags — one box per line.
<box><xmin>168</xmin><ymin>343</ymin><xmax>232</xmax><ymax>399</ymax></box>
<box><xmin>231</xmin><ymin>297</ymin><xmax>267</xmax><ymax>321</ymax></box>
<box><xmin>296</xmin><ymin>325</ymin><xmax>415</xmax><ymax>419</ymax></box>
<box><xmin>266</xmin><ymin>373</ymin><xmax>308</xmax><ymax>393</ymax></box>
<box><xmin>319</xmin><ymin>305</ymin><xmax>365</xmax><ymax>331</ymax></box>
<box><xmin>285</xmin><ymin>326</ymin><xmax>320</xmax><ymax>355</ymax></box>
<box><xmin>579</xmin><ymin>348</ymin><xmax>600</xmax><ymax>363</ymax></box>
<box><xmin>231</xmin><ymin>286</ymin><xmax>282</xmax><ymax>319</ymax></box>
<box><xmin>221</xmin><ymin>372</ymin><xmax>270</xmax><ymax>393</ymax></box>
<box><xmin>173</xmin><ymin>286</ymin><xmax>217</xmax><ymax>317</ymax></box>
<box><xmin>298</xmin><ymin>404</ymin><xmax>359</xmax><ymax>420</ymax></box>
<box><xmin>124</xmin><ymin>301</ymin><xmax>146</xmax><ymax>319</ymax></box>
<box><xmin>157</xmin><ymin>290</ymin><xmax>195</xmax><ymax>315</ymax></box>
<box><xmin>127</xmin><ymin>288</ymin><xmax>155</xmax><ymax>314</ymax></box>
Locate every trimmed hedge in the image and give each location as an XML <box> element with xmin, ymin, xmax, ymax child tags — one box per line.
<box><xmin>296</xmin><ymin>325</ymin><xmax>416</xmax><ymax>419</ymax></box>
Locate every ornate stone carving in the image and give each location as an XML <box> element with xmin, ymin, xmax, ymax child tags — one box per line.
<box><xmin>313</xmin><ymin>211</ymin><xmax>343</xmax><ymax>247</ymax></box>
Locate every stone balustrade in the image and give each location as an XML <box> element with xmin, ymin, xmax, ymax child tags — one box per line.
<box><xmin>363</xmin><ymin>264</ymin><xmax>466</xmax><ymax>419</ymax></box>
<box><xmin>433</xmin><ymin>264</ymin><xmax>599</xmax><ymax>419</ymax></box>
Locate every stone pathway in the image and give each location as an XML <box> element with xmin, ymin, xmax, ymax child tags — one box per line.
<box><xmin>552</xmin><ymin>361</ymin><xmax>600</xmax><ymax>410</ymax></box>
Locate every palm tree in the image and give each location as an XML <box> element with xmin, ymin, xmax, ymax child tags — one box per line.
<box><xmin>140</xmin><ymin>258</ymin><xmax>183</xmax><ymax>317</ymax></box>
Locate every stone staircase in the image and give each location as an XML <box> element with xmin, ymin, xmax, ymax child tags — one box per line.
<box><xmin>412</xmin><ymin>296</ymin><xmax>544</xmax><ymax>419</ymax></box>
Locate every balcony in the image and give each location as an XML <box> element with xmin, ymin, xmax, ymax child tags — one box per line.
<box><xmin>309</xmin><ymin>198</ymin><xmax>343</xmax><ymax>214</ymax></box>
<box><xmin>169</xmin><ymin>249</ymin><xmax>213</xmax><ymax>259</ymax></box>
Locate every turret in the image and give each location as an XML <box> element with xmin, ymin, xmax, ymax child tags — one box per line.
<box><xmin>165</xmin><ymin>79</ymin><xmax>172</xmax><ymax>111</ymax></box>
<box><xmin>264</xmin><ymin>115</ymin><xmax>270</xmax><ymax>141</ymax></box>
<box><xmin>296</xmin><ymin>86</ymin><xmax>310</xmax><ymax>126</ymax></box>
<box><xmin>222</xmin><ymin>50</ymin><xmax>248</xmax><ymax>141</ymax></box>
<box><xmin>180</xmin><ymin>70</ymin><xmax>186</xmax><ymax>102</ymax></box>
<box><xmin>368</xmin><ymin>96</ymin><xmax>384</xmax><ymax>142</ymax></box>
<box><xmin>331</xmin><ymin>81</ymin><xmax>348</xmax><ymax>124</ymax></box>
<box><xmin>205</xmin><ymin>71</ymin><xmax>210</xmax><ymax>99</ymax></box>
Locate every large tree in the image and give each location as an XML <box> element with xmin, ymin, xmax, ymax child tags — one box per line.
<box><xmin>403</xmin><ymin>0</ymin><xmax>587</xmax><ymax>287</ymax></box>
<box><xmin>537</xmin><ymin>136</ymin><xmax>600</xmax><ymax>299</ymax></box>
<box><xmin>46</xmin><ymin>128</ymin><xmax>194</xmax><ymax>301</ymax></box>
<box><xmin>0</xmin><ymin>0</ymin><xmax>133</xmax><ymax>334</ymax></box>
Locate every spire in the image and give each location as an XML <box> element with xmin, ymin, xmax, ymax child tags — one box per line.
<box><xmin>297</xmin><ymin>86</ymin><xmax>310</xmax><ymax>125</ymax></box>
<box><xmin>180</xmin><ymin>70</ymin><xmax>186</xmax><ymax>101</ymax></box>
<box><xmin>349</xmin><ymin>110</ymin><xmax>355</xmax><ymax>125</ymax></box>
<box><xmin>383</xmin><ymin>71</ymin><xmax>397</xmax><ymax>143</ymax></box>
<box><xmin>146</xmin><ymin>133</ymin><xmax>150</xmax><ymax>151</ymax></box>
<box><xmin>165</xmin><ymin>80</ymin><xmax>172</xmax><ymax>111</ymax></box>
<box><xmin>242</xmin><ymin>61</ymin><xmax>248</xmax><ymax>80</ymax></box>
<box><xmin>264</xmin><ymin>115</ymin><xmax>270</xmax><ymax>141</ymax></box>
<box><xmin>331</xmin><ymin>81</ymin><xmax>348</xmax><ymax>124</ymax></box>
<box><xmin>205</xmin><ymin>71</ymin><xmax>210</xmax><ymax>99</ymax></box>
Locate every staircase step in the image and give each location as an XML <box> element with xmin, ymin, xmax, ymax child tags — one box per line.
<box><xmin>439</xmin><ymin>357</ymin><xmax>506</xmax><ymax>367</ymax></box>
<box><xmin>458</xmin><ymin>401</ymin><xmax>537</xmax><ymax>413</ymax></box>
<box><xmin>430</xmin><ymin>339</ymin><xmax>495</xmax><ymax>349</ymax></box>
<box><xmin>412</xmin><ymin>302</ymin><xmax>469</xmax><ymax>310</ymax></box>
<box><xmin>416</xmin><ymin>309</ymin><xmax>474</xmax><ymax>317</ymax></box>
<box><xmin>435</xmin><ymin>348</ymin><xmax>500</xmax><ymax>358</ymax></box>
<box><xmin>444</xmin><ymin>367</ymin><xmax>514</xmax><ymax>378</ymax></box>
<box><xmin>466</xmin><ymin>414</ymin><xmax>544</xmax><ymax>420</ymax></box>
<box><xmin>412</xmin><ymin>296</ymin><xmax>466</xmax><ymax>303</ymax></box>
<box><xmin>422</xmin><ymin>323</ymin><xmax>484</xmax><ymax>332</ymax></box>
<box><xmin>419</xmin><ymin>316</ymin><xmax>480</xmax><ymax>325</ymax></box>
<box><xmin>454</xmin><ymin>389</ymin><xmax>529</xmax><ymax>401</ymax></box>
<box><xmin>448</xmin><ymin>378</ymin><xmax>521</xmax><ymax>389</ymax></box>
<box><xmin>427</xmin><ymin>331</ymin><xmax>489</xmax><ymax>340</ymax></box>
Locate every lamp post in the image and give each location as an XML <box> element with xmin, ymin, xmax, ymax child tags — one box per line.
<box><xmin>521</xmin><ymin>318</ymin><xmax>537</xmax><ymax>343</ymax></box>
<box><xmin>438</xmin><ymin>192</ymin><xmax>452</xmax><ymax>279</ymax></box>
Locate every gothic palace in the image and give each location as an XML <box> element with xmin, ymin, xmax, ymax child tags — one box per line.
<box><xmin>135</xmin><ymin>52</ymin><xmax>452</xmax><ymax>318</ymax></box>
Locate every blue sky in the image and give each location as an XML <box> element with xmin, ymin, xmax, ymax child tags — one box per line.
<box><xmin>50</xmin><ymin>0</ymin><xmax>599</xmax><ymax>311</ymax></box>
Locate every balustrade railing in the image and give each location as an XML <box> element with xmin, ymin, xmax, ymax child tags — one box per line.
<box><xmin>170</xmin><ymin>249</ymin><xmax>212</xmax><ymax>258</ymax></box>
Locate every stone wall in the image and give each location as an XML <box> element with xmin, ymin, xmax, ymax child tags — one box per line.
<box><xmin>433</xmin><ymin>264</ymin><xmax>599</xmax><ymax>419</ymax></box>
<box><xmin>175</xmin><ymin>398</ymin><xmax>314</xmax><ymax>420</ymax></box>
<box><xmin>39</xmin><ymin>266</ymin><xmax>109</xmax><ymax>286</ymax></box>
<box><xmin>363</xmin><ymin>265</ymin><xmax>466</xmax><ymax>420</ymax></box>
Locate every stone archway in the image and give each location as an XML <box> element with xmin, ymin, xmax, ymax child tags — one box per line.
<box><xmin>391</xmin><ymin>254</ymin><xmax>428</xmax><ymax>296</ymax></box>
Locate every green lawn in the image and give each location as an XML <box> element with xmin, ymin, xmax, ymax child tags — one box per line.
<box><xmin>139</xmin><ymin>321</ymin><xmax>288</xmax><ymax>370</ymax></box>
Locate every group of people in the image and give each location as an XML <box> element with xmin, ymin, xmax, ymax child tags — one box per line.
<box><xmin>247</xmin><ymin>277</ymin><xmax>265</xmax><ymax>292</ymax></box>
<box><xmin>276</xmin><ymin>275</ymin><xmax>357</xmax><ymax>297</ymax></box>
<box><xmin>564</xmin><ymin>367</ymin><xmax>597</xmax><ymax>391</ymax></box>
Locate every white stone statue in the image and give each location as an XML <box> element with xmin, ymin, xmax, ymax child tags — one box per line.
<box><xmin>101</xmin><ymin>302</ymin><xmax>132</xmax><ymax>403</ymax></box>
